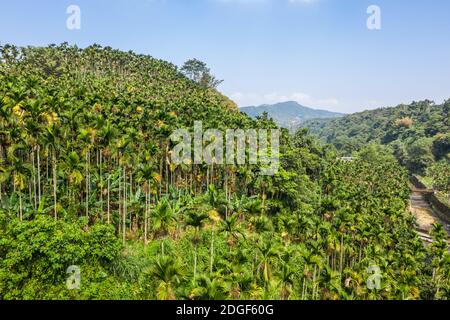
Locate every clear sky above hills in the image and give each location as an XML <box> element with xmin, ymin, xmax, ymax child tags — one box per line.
<box><xmin>1</xmin><ymin>0</ymin><xmax>449</xmax><ymax>113</ymax></box>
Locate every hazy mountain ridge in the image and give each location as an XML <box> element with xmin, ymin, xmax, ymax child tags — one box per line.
<box><xmin>240</xmin><ymin>101</ymin><xmax>344</xmax><ymax>130</ymax></box>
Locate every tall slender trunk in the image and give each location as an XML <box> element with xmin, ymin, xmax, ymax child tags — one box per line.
<box><xmin>46</xmin><ymin>151</ymin><xmax>49</xmax><ymax>183</ymax></box>
<box><xmin>28</xmin><ymin>180</ymin><xmax>32</xmax><ymax>208</ymax></box>
<box><xmin>159</xmin><ymin>153</ymin><xmax>163</xmax><ymax>198</ymax></box>
<box><xmin>86</xmin><ymin>151</ymin><xmax>90</xmax><ymax>218</ymax></box>
<box><xmin>32</xmin><ymin>149</ymin><xmax>37</xmax><ymax>209</ymax></box>
<box><xmin>130</xmin><ymin>172</ymin><xmax>133</xmax><ymax>233</ymax></box>
<box><xmin>211</xmin><ymin>163</ymin><xmax>214</xmax><ymax>187</ymax></box>
<box><xmin>302</xmin><ymin>275</ymin><xmax>306</xmax><ymax>300</ymax></box>
<box><xmin>19</xmin><ymin>192</ymin><xmax>23</xmax><ymax>221</ymax></box>
<box><xmin>193</xmin><ymin>243</ymin><xmax>198</xmax><ymax>284</ymax></box>
<box><xmin>225</xmin><ymin>170</ymin><xmax>228</xmax><ymax>219</ymax></box>
<box><xmin>118</xmin><ymin>167</ymin><xmax>122</xmax><ymax>237</ymax></box>
<box><xmin>165</xmin><ymin>151</ymin><xmax>169</xmax><ymax>194</ymax></box>
<box><xmin>210</xmin><ymin>230</ymin><xmax>214</xmax><ymax>274</ymax></box>
<box><xmin>339</xmin><ymin>234</ymin><xmax>344</xmax><ymax>275</ymax></box>
<box><xmin>144</xmin><ymin>190</ymin><xmax>148</xmax><ymax>245</ymax></box>
<box><xmin>100</xmin><ymin>151</ymin><xmax>103</xmax><ymax>221</ymax></box>
<box><xmin>190</xmin><ymin>166</ymin><xmax>193</xmax><ymax>194</ymax></box>
<box><xmin>312</xmin><ymin>265</ymin><xmax>317</xmax><ymax>300</ymax></box>
<box><xmin>122</xmin><ymin>167</ymin><xmax>126</xmax><ymax>244</ymax></box>
<box><xmin>0</xmin><ymin>145</ymin><xmax>2</xmax><ymax>201</ymax></box>
<box><xmin>37</xmin><ymin>145</ymin><xmax>41</xmax><ymax>204</ymax></box>
<box><xmin>225</xmin><ymin>169</ymin><xmax>228</xmax><ymax>196</ymax></box>
<box><xmin>262</xmin><ymin>188</ymin><xmax>266</xmax><ymax>213</ymax></box>
<box><xmin>52</xmin><ymin>147</ymin><xmax>57</xmax><ymax>220</ymax></box>
<box><xmin>107</xmin><ymin>173</ymin><xmax>110</xmax><ymax>224</ymax></box>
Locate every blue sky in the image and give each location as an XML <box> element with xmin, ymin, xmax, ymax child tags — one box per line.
<box><xmin>1</xmin><ymin>0</ymin><xmax>450</xmax><ymax>113</ymax></box>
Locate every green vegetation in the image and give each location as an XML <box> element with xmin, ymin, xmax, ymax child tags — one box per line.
<box><xmin>304</xmin><ymin>100</ymin><xmax>450</xmax><ymax>174</ymax></box>
<box><xmin>427</xmin><ymin>161</ymin><xmax>450</xmax><ymax>205</ymax></box>
<box><xmin>304</xmin><ymin>100</ymin><xmax>450</xmax><ymax>203</ymax></box>
<box><xmin>180</xmin><ymin>58</ymin><xmax>223</xmax><ymax>89</ymax></box>
<box><xmin>0</xmin><ymin>45</ymin><xmax>449</xmax><ymax>300</ymax></box>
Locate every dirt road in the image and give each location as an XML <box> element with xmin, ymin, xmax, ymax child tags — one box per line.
<box><xmin>409</xmin><ymin>188</ymin><xmax>450</xmax><ymax>243</ymax></box>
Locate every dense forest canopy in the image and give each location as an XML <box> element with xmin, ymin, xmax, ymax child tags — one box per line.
<box><xmin>0</xmin><ymin>44</ymin><xmax>449</xmax><ymax>300</ymax></box>
<box><xmin>304</xmin><ymin>100</ymin><xmax>450</xmax><ymax>175</ymax></box>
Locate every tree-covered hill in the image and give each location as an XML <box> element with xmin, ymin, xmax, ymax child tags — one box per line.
<box><xmin>241</xmin><ymin>101</ymin><xmax>344</xmax><ymax>130</ymax></box>
<box><xmin>0</xmin><ymin>45</ymin><xmax>449</xmax><ymax>300</ymax></box>
<box><xmin>304</xmin><ymin>100</ymin><xmax>450</xmax><ymax>174</ymax></box>
<box><xmin>0</xmin><ymin>44</ymin><xmax>324</xmax><ymax>298</ymax></box>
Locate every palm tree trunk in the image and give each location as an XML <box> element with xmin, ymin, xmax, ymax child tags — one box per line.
<box><xmin>358</xmin><ymin>242</ymin><xmax>363</xmax><ymax>263</ymax></box>
<box><xmin>86</xmin><ymin>151</ymin><xmax>89</xmax><ymax>218</ymax></box>
<box><xmin>19</xmin><ymin>192</ymin><xmax>23</xmax><ymax>221</ymax></box>
<box><xmin>224</xmin><ymin>169</ymin><xmax>228</xmax><ymax>199</ymax></box>
<box><xmin>339</xmin><ymin>234</ymin><xmax>344</xmax><ymax>275</ymax></box>
<box><xmin>165</xmin><ymin>162</ymin><xmax>169</xmax><ymax>194</ymax></box>
<box><xmin>37</xmin><ymin>145</ymin><xmax>41</xmax><ymax>205</ymax></box>
<box><xmin>262</xmin><ymin>188</ymin><xmax>266</xmax><ymax>213</ymax></box>
<box><xmin>31</xmin><ymin>149</ymin><xmax>37</xmax><ymax>209</ymax></box>
<box><xmin>190</xmin><ymin>166</ymin><xmax>193</xmax><ymax>194</ymax></box>
<box><xmin>211</xmin><ymin>163</ymin><xmax>214</xmax><ymax>187</ymax></box>
<box><xmin>0</xmin><ymin>145</ymin><xmax>2</xmax><ymax>201</ymax></box>
<box><xmin>316</xmin><ymin>266</ymin><xmax>321</xmax><ymax>300</ymax></box>
<box><xmin>28</xmin><ymin>181</ymin><xmax>32</xmax><ymax>208</ymax></box>
<box><xmin>107</xmin><ymin>173</ymin><xmax>110</xmax><ymax>224</ymax></box>
<box><xmin>118</xmin><ymin>168</ymin><xmax>122</xmax><ymax>236</ymax></box>
<box><xmin>210</xmin><ymin>230</ymin><xmax>214</xmax><ymax>274</ymax></box>
<box><xmin>312</xmin><ymin>265</ymin><xmax>317</xmax><ymax>300</ymax></box>
<box><xmin>100</xmin><ymin>151</ymin><xmax>103</xmax><ymax>221</ymax></box>
<box><xmin>193</xmin><ymin>243</ymin><xmax>198</xmax><ymax>283</ymax></box>
<box><xmin>52</xmin><ymin>148</ymin><xmax>57</xmax><ymax>220</ymax></box>
<box><xmin>46</xmin><ymin>150</ymin><xmax>49</xmax><ymax>183</ymax></box>
<box><xmin>129</xmin><ymin>172</ymin><xmax>133</xmax><ymax>233</ymax></box>
<box><xmin>144</xmin><ymin>190</ymin><xmax>148</xmax><ymax>245</ymax></box>
<box><xmin>123</xmin><ymin>167</ymin><xmax>126</xmax><ymax>244</ymax></box>
<box><xmin>159</xmin><ymin>156</ymin><xmax>163</xmax><ymax>198</ymax></box>
<box><xmin>302</xmin><ymin>276</ymin><xmax>306</xmax><ymax>300</ymax></box>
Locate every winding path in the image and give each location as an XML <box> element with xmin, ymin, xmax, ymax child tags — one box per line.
<box><xmin>409</xmin><ymin>187</ymin><xmax>450</xmax><ymax>243</ymax></box>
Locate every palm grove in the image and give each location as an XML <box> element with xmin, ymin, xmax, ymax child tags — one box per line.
<box><xmin>304</xmin><ymin>100</ymin><xmax>450</xmax><ymax>203</ymax></box>
<box><xmin>0</xmin><ymin>44</ymin><xmax>449</xmax><ymax>300</ymax></box>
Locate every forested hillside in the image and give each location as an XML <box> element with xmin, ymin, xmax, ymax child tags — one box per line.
<box><xmin>241</xmin><ymin>101</ymin><xmax>343</xmax><ymax>130</ymax></box>
<box><xmin>304</xmin><ymin>100</ymin><xmax>450</xmax><ymax>174</ymax></box>
<box><xmin>0</xmin><ymin>45</ymin><xmax>449</xmax><ymax>300</ymax></box>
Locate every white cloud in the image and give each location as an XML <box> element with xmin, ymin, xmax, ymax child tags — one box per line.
<box><xmin>230</xmin><ymin>91</ymin><xmax>339</xmax><ymax>109</ymax></box>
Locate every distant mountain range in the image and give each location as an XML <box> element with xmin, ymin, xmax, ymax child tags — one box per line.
<box><xmin>240</xmin><ymin>101</ymin><xmax>344</xmax><ymax>130</ymax></box>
